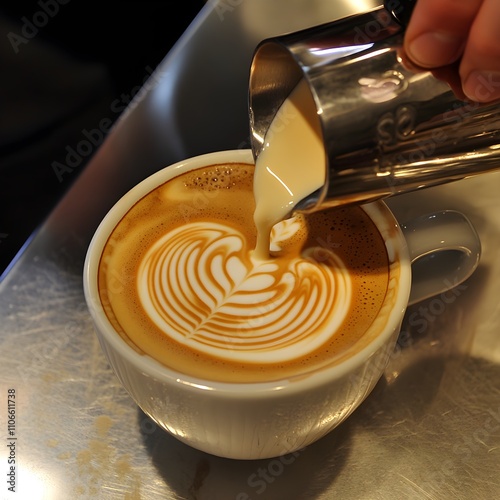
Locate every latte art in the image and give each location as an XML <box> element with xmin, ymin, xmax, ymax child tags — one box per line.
<box><xmin>138</xmin><ymin>220</ymin><xmax>351</xmax><ymax>363</ymax></box>
<box><xmin>98</xmin><ymin>163</ymin><xmax>390</xmax><ymax>382</ymax></box>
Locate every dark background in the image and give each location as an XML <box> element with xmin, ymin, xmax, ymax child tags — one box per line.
<box><xmin>0</xmin><ymin>1</ymin><xmax>206</xmax><ymax>279</ymax></box>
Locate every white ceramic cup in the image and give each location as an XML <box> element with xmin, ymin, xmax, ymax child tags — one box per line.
<box><xmin>83</xmin><ymin>149</ymin><xmax>480</xmax><ymax>460</ymax></box>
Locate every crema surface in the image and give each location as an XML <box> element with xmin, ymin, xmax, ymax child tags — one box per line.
<box><xmin>98</xmin><ymin>164</ymin><xmax>390</xmax><ymax>382</ymax></box>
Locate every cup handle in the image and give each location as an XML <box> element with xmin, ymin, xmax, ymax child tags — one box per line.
<box><xmin>399</xmin><ymin>210</ymin><xmax>481</xmax><ymax>306</ymax></box>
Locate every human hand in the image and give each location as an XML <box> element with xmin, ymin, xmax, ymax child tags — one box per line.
<box><xmin>404</xmin><ymin>0</ymin><xmax>500</xmax><ymax>103</ymax></box>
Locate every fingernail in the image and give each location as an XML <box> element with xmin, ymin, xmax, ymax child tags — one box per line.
<box><xmin>464</xmin><ymin>71</ymin><xmax>500</xmax><ymax>102</ymax></box>
<box><xmin>407</xmin><ymin>32</ymin><xmax>462</xmax><ymax>67</ymax></box>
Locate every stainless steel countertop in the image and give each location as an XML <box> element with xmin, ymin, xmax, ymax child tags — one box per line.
<box><xmin>1</xmin><ymin>1</ymin><xmax>499</xmax><ymax>498</ymax></box>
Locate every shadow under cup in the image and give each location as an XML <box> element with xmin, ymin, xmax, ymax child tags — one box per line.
<box><xmin>83</xmin><ymin>149</ymin><xmax>414</xmax><ymax>460</ymax></box>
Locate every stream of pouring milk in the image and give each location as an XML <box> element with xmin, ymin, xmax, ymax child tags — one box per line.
<box><xmin>253</xmin><ymin>78</ymin><xmax>326</xmax><ymax>260</ymax></box>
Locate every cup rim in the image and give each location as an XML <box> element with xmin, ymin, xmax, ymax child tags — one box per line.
<box><xmin>83</xmin><ymin>149</ymin><xmax>411</xmax><ymax>397</ymax></box>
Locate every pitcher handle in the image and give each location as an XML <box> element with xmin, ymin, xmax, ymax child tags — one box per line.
<box><xmin>400</xmin><ymin>210</ymin><xmax>481</xmax><ymax>305</ymax></box>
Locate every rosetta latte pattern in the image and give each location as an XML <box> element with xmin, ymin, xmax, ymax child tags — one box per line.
<box><xmin>138</xmin><ymin>221</ymin><xmax>352</xmax><ymax>363</ymax></box>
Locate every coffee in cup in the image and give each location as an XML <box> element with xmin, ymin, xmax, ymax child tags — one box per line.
<box><xmin>98</xmin><ymin>160</ymin><xmax>393</xmax><ymax>383</ymax></box>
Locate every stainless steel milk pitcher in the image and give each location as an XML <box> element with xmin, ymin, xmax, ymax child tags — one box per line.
<box><xmin>249</xmin><ymin>0</ymin><xmax>500</xmax><ymax>212</ymax></box>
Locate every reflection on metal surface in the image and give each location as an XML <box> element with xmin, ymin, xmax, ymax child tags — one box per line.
<box><xmin>13</xmin><ymin>466</ymin><xmax>58</xmax><ymax>499</ymax></box>
<box><xmin>376</xmin><ymin>105</ymin><xmax>417</xmax><ymax>145</ymax></box>
<box><xmin>249</xmin><ymin>6</ymin><xmax>500</xmax><ymax>213</ymax></box>
<box><xmin>359</xmin><ymin>70</ymin><xmax>408</xmax><ymax>103</ymax></box>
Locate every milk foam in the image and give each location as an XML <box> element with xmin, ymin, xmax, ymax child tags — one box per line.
<box><xmin>99</xmin><ymin>164</ymin><xmax>390</xmax><ymax>382</ymax></box>
<box><xmin>253</xmin><ymin>78</ymin><xmax>325</xmax><ymax>259</ymax></box>
<box><xmin>138</xmin><ymin>218</ymin><xmax>351</xmax><ymax>363</ymax></box>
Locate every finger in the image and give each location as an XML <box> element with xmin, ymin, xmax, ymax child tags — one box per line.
<box><xmin>404</xmin><ymin>0</ymin><xmax>483</xmax><ymax>68</ymax></box>
<box><xmin>460</xmin><ymin>0</ymin><xmax>500</xmax><ymax>102</ymax></box>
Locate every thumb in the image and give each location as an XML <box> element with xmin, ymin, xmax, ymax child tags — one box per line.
<box><xmin>404</xmin><ymin>0</ymin><xmax>482</xmax><ymax>68</ymax></box>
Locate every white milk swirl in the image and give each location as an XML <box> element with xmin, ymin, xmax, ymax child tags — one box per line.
<box><xmin>138</xmin><ymin>219</ymin><xmax>351</xmax><ymax>363</ymax></box>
